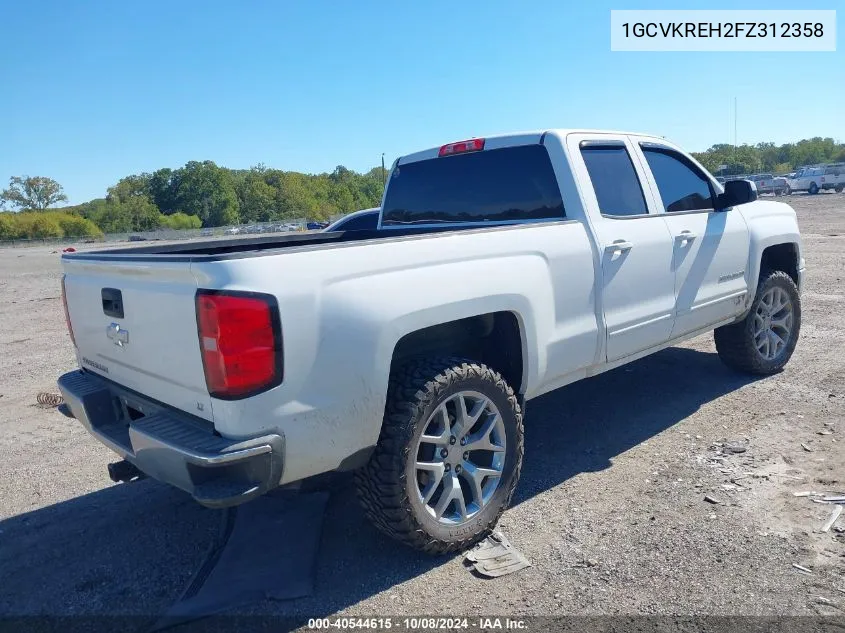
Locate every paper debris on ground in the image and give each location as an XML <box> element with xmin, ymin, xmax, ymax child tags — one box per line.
<box><xmin>465</xmin><ymin>531</ymin><xmax>531</xmax><ymax>578</ymax></box>
<box><xmin>820</xmin><ymin>505</ymin><xmax>843</xmax><ymax>533</ymax></box>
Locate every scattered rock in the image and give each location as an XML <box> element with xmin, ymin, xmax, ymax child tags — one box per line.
<box><xmin>704</xmin><ymin>495</ymin><xmax>723</xmax><ymax>505</ymax></box>
<box><xmin>818</xmin><ymin>430</ymin><xmax>834</xmax><ymax>436</ymax></box>
<box><xmin>801</xmin><ymin>443</ymin><xmax>813</xmax><ymax>452</ymax></box>
<box><xmin>792</xmin><ymin>563</ymin><xmax>813</xmax><ymax>575</ymax></box>
<box><xmin>725</xmin><ymin>441</ymin><xmax>748</xmax><ymax>454</ymax></box>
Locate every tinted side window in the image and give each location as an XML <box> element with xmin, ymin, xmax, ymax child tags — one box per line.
<box><xmin>334</xmin><ymin>211</ymin><xmax>379</xmax><ymax>231</ymax></box>
<box><xmin>580</xmin><ymin>146</ymin><xmax>648</xmax><ymax>217</ymax></box>
<box><xmin>381</xmin><ymin>145</ymin><xmax>564</xmax><ymax>226</ymax></box>
<box><xmin>642</xmin><ymin>148</ymin><xmax>715</xmax><ymax>213</ymax></box>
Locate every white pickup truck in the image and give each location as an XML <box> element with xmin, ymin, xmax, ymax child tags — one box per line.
<box><xmin>58</xmin><ymin>130</ymin><xmax>804</xmax><ymax>553</ymax></box>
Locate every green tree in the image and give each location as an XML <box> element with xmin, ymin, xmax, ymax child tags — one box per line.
<box><xmin>1</xmin><ymin>176</ymin><xmax>68</xmax><ymax>210</ymax></box>
<box><xmin>148</xmin><ymin>168</ymin><xmax>179</xmax><ymax>214</ymax></box>
<box><xmin>0</xmin><ymin>213</ymin><xmax>20</xmax><ymax>239</ymax></box>
<box><xmin>88</xmin><ymin>201</ymin><xmax>132</xmax><ymax>233</ymax></box>
<box><xmin>176</xmin><ymin>161</ymin><xmax>240</xmax><ymax>226</ymax></box>
<box><xmin>237</xmin><ymin>170</ymin><xmax>277</xmax><ymax>222</ymax></box>
<box><xmin>48</xmin><ymin>212</ymin><xmax>102</xmax><ymax>237</ymax></box>
<box><xmin>162</xmin><ymin>212</ymin><xmax>202</xmax><ymax>230</ymax></box>
<box><xmin>107</xmin><ymin>174</ymin><xmax>151</xmax><ymax>204</ymax></box>
<box><xmin>123</xmin><ymin>196</ymin><xmax>164</xmax><ymax>231</ymax></box>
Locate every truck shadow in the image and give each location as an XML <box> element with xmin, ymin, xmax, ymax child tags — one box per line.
<box><xmin>0</xmin><ymin>346</ymin><xmax>763</xmax><ymax>624</ymax></box>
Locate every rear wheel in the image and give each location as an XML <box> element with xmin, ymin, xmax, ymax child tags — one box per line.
<box><xmin>714</xmin><ymin>270</ymin><xmax>801</xmax><ymax>375</ymax></box>
<box><xmin>836</xmin><ymin>185</ymin><xmax>844</xmax><ymax>193</ymax></box>
<box><xmin>355</xmin><ymin>357</ymin><xmax>523</xmax><ymax>554</ymax></box>
<box><xmin>808</xmin><ymin>182</ymin><xmax>819</xmax><ymax>195</ymax></box>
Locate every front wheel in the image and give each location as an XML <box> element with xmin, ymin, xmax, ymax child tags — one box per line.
<box><xmin>355</xmin><ymin>357</ymin><xmax>524</xmax><ymax>554</ymax></box>
<box><xmin>714</xmin><ymin>270</ymin><xmax>801</xmax><ymax>375</ymax></box>
<box><xmin>836</xmin><ymin>185</ymin><xmax>844</xmax><ymax>193</ymax></box>
<box><xmin>809</xmin><ymin>182</ymin><xmax>819</xmax><ymax>195</ymax></box>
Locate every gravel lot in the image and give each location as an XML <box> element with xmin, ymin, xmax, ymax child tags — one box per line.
<box><xmin>0</xmin><ymin>193</ymin><xmax>843</xmax><ymax>625</ymax></box>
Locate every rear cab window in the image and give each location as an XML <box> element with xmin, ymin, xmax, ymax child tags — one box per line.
<box><xmin>381</xmin><ymin>144</ymin><xmax>565</xmax><ymax>226</ymax></box>
<box><xmin>579</xmin><ymin>143</ymin><xmax>648</xmax><ymax>217</ymax></box>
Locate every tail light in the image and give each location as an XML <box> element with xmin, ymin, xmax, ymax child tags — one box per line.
<box><xmin>61</xmin><ymin>275</ymin><xmax>76</xmax><ymax>347</ymax></box>
<box><xmin>439</xmin><ymin>138</ymin><xmax>485</xmax><ymax>157</ymax></box>
<box><xmin>195</xmin><ymin>290</ymin><xmax>283</xmax><ymax>399</ymax></box>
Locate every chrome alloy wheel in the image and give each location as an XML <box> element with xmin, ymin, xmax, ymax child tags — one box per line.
<box><xmin>412</xmin><ymin>390</ymin><xmax>506</xmax><ymax>525</ymax></box>
<box><xmin>753</xmin><ymin>286</ymin><xmax>794</xmax><ymax>361</ymax></box>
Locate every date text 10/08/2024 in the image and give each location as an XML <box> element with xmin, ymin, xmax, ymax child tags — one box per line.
<box><xmin>307</xmin><ymin>617</ymin><xmax>528</xmax><ymax>630</ymax></box>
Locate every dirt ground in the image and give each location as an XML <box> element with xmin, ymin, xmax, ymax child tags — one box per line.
<box><xmin>0</xmin><ymin>193</ymin><xmax>843</xmax><ymax>625</ymax></box>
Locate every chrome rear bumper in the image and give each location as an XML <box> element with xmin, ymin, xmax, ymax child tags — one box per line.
<box><xmin>57</xmin><ymin>370</ymin><xmax>284</xmax><ymax>508</ymax></box>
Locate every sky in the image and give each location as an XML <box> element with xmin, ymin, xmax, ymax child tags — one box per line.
<box><xmin>1</xmin><ymin>0</ymin><xmax>842</xmax><ymax>204</ymax></box>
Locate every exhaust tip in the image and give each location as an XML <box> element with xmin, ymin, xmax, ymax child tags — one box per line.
<box><xmin>107</xmin><ymin>460</ymin><xmax>145</xmax><ymax>483</ymax></box>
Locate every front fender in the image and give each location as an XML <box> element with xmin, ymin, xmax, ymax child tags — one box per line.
<box><xmin>740</xmin><ymin>201</ymin><xmax>803</xmax><ymax>313</ymax></box>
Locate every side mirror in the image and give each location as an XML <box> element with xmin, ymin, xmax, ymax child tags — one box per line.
<box><xmin>717</xmin><ymin>179</ymin><xmax>757</xmax><ymax>210</ymax></box>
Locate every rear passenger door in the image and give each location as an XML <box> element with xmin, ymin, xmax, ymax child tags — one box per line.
<box><xmin>635</xmin><ymin>141</ymin><xmax>751</xmax><ymax>338</ymax></box>
<box><xmin>570</xmin><ymin>135</ymin><xmax>676</xmax><ymax>362</ymax></box>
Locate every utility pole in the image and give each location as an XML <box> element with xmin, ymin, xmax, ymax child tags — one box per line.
<box><xmin>734</xmin><ymin>96</ymin><xmax>738</xmax><ymax>170</ymax></box>
<box><xmin>381</xmin><ymin>153</ymin><xmax>386</xmax><ymax>187</ymax></box>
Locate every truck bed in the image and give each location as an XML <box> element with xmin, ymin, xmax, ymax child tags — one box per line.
<box><xmin>64</xmin><ymin>225</ymin><xmax>466</xmax><ymax>262</ymax></box>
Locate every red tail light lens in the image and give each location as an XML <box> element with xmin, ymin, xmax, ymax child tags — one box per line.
<box><xmin>195</xmin><ymin>290</ymin><xmax>283</xmax><ymax>399</ymax></box>
<box><xmin>61</xmin><ymin>275</ymin><xmax>76</xmax><ymax>347</ymax></box>
<box><xmin>439</xmin><ymin>138</ymin><xmax>485</xmax><ymax>157</ymax></box>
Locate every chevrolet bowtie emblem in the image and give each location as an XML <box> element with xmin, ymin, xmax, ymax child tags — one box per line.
<box><xmin>106</xmin><ymin>323</ymin><xmax>129</xmax><ymax>347</ymax></box>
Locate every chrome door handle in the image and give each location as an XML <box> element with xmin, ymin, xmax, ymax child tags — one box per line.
<box><xmin>606</xmin><ymin>240</ymin><xmax>633</xmax><ymax>259</ymax></box>
<box><xmin>676</xmin><ymin>230</ymin><xmax>697</xmax><ymax>246</ymax></box>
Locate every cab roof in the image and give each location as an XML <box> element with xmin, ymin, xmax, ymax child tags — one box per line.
<box><xmin>397</xmin><ymin>129</ymin><xmax>667</xmax><ymax>166</ymax></box>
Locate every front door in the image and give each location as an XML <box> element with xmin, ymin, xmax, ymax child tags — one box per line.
<box><xmin>636</xmin><ymin>144</ymin><xmax>751</xmax><ymax>337</ymax></box>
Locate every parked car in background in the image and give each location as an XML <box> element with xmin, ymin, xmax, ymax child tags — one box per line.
<box><xmin>772</xmin><ymin>177</ymin><xmax>789</xmax><ymax>196</ymax></box>
<box><xmin>306</xmin><ymin>221</ymin><xmax>328</xmax><ymax>231</ymax></box>
<box><xmin>787</xmin><ymin>167</ymin><xmax>825</xmax><ymax>195</ymax></box>
<box><xmin>323</xmin><ymin>207</ymin><xmax>381</xmax><ymax>232</ymax></box>
<box><xmin>822</xmin><ymin>164</ymin><xmax>845</xmax><ymax>193</ymax></box>
<box><xmin>746</xmin><ymin>174</ymin><xmax>787</xmax><ymax>196</ymax></box>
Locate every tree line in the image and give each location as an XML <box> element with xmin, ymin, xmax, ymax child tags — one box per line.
<box><xmin>691</xmin><ymin>136</ymin><xmax>845</xmax><ymax>176</ymax></box>
<box><xmin>1</xmin><ymin>136</ymin><xmax>843</xmax><ymax>241</ymax></box>
<box><xmin>0</xmin><ymin>161</ymin><xmax>385</xmax><ymax>239</ymax></box>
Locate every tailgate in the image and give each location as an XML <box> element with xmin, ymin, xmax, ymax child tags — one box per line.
<box><xmin>62</xmin><ymin>257</ymin><xmax>213</xmax><ymax>422</ymax></box>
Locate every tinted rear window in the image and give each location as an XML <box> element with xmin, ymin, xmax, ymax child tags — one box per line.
<box><xmin>381</xmin><ymin>144</ymin><xmax>564</xmax><ymax>226</ymax></box>
<box><xmin>580</xmin><ymin>146</ymin><xmax>648</xmax><ymax>217</ymax></box>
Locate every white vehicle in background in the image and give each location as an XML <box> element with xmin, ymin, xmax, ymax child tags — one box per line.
<box><xmin>787</xmin><ymin>166</ymin><xmax>825</xmax><ymax>195</ymax></box>
<box><xmin>822</xmin><ymin>164</ymin><xmax>845</xmax><ymax>193</ymax></box>
<box><xmin>57</xmin><ymin>129</ymin><xmax>804</xmax><ymax>554</ymax></box>
<box><xmin>746</xmin><ymin>174</ymin><xmax>782</xmax><ymax>196</ymax></box>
